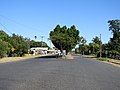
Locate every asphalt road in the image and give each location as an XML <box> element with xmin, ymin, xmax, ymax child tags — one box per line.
<box><xmin>0</xmin><ymin>56</ymin><xmax>120</xmax><ymax>90</ymax></box>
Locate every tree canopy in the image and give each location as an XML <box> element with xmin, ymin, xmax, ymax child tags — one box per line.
<box><xmin>108</xmin><ymin>19</ymin><xmax>120</xmax><ymax>53</ymax></box>
<box><xmin>9</xmin><ymin>34</ymin><xmax>29</xmax><ymax>56</ymax></box>
<box><xmin>0</xmin><ymin>30</ymin><xmax>12</xmax><ymax>58</ymax></box>
<box><xmin>30</xmin><ymin>40</ymin><xmax>48</xmax><ymax>48</ymax></box>
<box><xmin>0</xmin><ymin>30</ymin><xmax>48</xmax><ymax>58</ymax></box>
<box><xmin>50</xmin><ymin>25</ymin><xmax>80</xmax><ymax>54</ymax></box>
<box><xmin>108</xmin><ymin>19</ymin><xmax>120</xmax><ymax>32</ymax></box>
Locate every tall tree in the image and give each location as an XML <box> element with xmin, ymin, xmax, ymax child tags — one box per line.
<box><xmin>108</xmin><ymin>20</ymin><xmax>120</xmax><ymax>53</ymax></box>
<box><xmin>108</xmin><ymin>19</ymin><xmax>120</xmax><ymax>32</ymax></box>
<box><xmin>92</xmin><ymin>36</ymin><xmax>101</xmax><ymax>45</ymax></box>
<box><xmin>89</xmin><ymin>36</ymin><xmax>101</xmax><ymax>54</ymax></box>
<box><xmin>50</xmin><ymin>25</ymin><xmax>80</xmax><ymax>54</ymax></box>
<box><xmin>78</xmin><ymin>37</ymin><xmax>87</xmax><ymax>54</ymax></box>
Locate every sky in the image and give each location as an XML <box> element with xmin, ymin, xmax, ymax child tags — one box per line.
<box><xmin>0</xmin><ymin>0</ymin><xmax>120</xmax><ymax>46</ymax></box>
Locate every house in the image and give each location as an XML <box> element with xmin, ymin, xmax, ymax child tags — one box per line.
<box><xmin>29</xmin><ymin>47</ymin><xmax>48</xmax><ymax>55</ymax></box>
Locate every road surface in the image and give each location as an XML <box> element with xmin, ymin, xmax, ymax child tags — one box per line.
<box><xmin>0</xmin><ymin>55</ymin><xmax>120</xmax><ymax>90</ymax></box>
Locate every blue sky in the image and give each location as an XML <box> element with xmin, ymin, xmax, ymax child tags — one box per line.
<box><xmin>0</xmin><ymin>0</ymin><xmax>120</xmax><ymax>46</ymax></box>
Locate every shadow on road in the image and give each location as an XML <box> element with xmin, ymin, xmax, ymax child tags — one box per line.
<box><xmin>35</xmin><ymin>54</ymin><xmax>62</xmax><ymax>59</ymax></box>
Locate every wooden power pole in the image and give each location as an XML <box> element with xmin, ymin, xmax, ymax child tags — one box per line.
<box><xmin>100</xmin><ymin>34</ymin><xmax>102</xmax><ymax>58</ymax></box>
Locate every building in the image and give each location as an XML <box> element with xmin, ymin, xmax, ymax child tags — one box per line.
<box><xmin>29</xmin><ymin>47</ymin><xmax>60</xmax><ymax>55</ymax></box>
<box><xmin>29</xmin><ymin>47</ymin><xmax>48</xmax><ymax>55</ymax></box>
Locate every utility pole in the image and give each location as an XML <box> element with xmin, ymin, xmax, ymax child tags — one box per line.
<box><xmin>100</xmin><ymin>34</ymin><xmax>102</xmax><ymax>58</ymax></box>
<box><xmin>48</xmin><ymin>38</ymin><xmax>51</xmax><ymax>49</ymax></box>
<box><xmin>41</xmin><ymin>36</ymin><xmax>44</xmax><ymax>47</ymax></box>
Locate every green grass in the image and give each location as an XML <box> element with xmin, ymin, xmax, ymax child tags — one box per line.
<box><xmin>97</xmin><ymin>57</ymin><xmax>109</xmax><ymax>62</ymax></box>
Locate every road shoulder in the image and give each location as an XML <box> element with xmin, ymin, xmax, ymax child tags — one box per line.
<box><xmin>82</xmin><ymin>55</ymin><xmax>120</xmax><ymax>68</ymax></box>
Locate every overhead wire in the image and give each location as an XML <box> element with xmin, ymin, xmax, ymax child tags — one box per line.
<box><xmin>0</xmin><ymin>20</ymin><xmax>13</xmax><ymax>35</ymax></box>
<box><xmin>0</xmin><ymin>14</ymin><xmax>46</xmax><ymax>40</ymax></box>
<box><xmin>0</xmin><ymin>14</ymin><xmax>48</xmax><ymax>43</ymax></box>
<box><xmin>0</xmin><ymin>14</ymin><xmax>41</xmax><ymax>31</ymax></box>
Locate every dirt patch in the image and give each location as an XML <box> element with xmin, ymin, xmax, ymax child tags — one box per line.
<box><xmin>0</xmin><ymin>55</ymin><xmax>40</xmax><ymax>63</ymax></box>
<box><xmin>61</xmin><ymin>54</ymin><xmax>74</xmax><ymax>60</ymax></box>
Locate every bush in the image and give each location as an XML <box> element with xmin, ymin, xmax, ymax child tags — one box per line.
<box><xmin>0</xmin><ymin>40</ymin><xmax>11</xmax><ymax>58</ymax></box>
<box><xmin>97</xmin><ymin>51</ymin><xmax>108</xmax><ymax>58</ymax></box>
<box><xmin>97</xmin><ymin>50</ymin><xmax>120</xmax><ymax>60</ymax></box>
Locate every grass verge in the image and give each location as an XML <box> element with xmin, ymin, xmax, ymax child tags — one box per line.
<box><xmin>97</xmin><ymin>58</ymin><xmax>109</xmax><ymax>62</ymax></box>
<box><xmin>83</xmin><ymin>55</ymin><xmax>120</xmax><ymax>67</ymax></box>
<box><xmin>0</xmin><ymin>54</ymin><xmax>41</xmax><ymax>63</ymax></box>
<box><xmin>97</xmin><ymin>57</ymin><xmax>120</xmax><ymax>66</ymax></box>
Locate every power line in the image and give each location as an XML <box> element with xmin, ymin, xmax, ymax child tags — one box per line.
<box><xmin>0</xmin><ymin>21</ymin><xmax>13</xmax><ymax>35</ymax></box>
<box><xmin>0</xmin><ymin>14</ymin><xmax>47</xmax><ymax>42</ymax></box>
<box><xmin>0</xmin><ymin>14</ymin><xmax>42</xmax><ymax>33</ymax></box>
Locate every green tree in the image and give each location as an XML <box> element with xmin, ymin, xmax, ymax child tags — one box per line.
<box><xmin>0</xmin><ymin>40</ymin><xmax>11</xmax><ymax>58</ymax></box>
<box><xmin>0</xmin><ymin>30</ymin><xmax>49</xmax><ymax>58</ymax></box>
<box><xmin>108</xmin><ymin>20</ymin><xmax>120</xmax><ymax>53</ymax></box>
<box><xmin>10</xmin><ymin>34</ymin><xmax>29</xmax><ymax>56</ymax></box>
<box><xmin>89</xmin><ymin>36</ymin><xmax>100</xmax><ymax>54</ymax></box>
<box><xmin>92</xmin><ymin>36</ymin><xmax>100</xmax><ymax>45</ymax></box>
<box><xmin>0</xmin><ymin>30</ymin><xmax>10</xmax><ymax>42</ymax></box>
<box><xmin>50</xmin><ymin>25</ymin><xmax>80</xmax><ymax>54</ymax></box>
<box><xmin>0</xmin><ymin>30</ymin><xmax>12</xmax><ymax>57</ymax></box>
<box><xmin>30</xmin><ymin>40</ymin><xmax>48</xmax><ymax>48</ymax></box>
<box><xmin>78</xmin><ymin>37</ymin><xmax>87</xmax><ymax>54</ymax></box>
<box><xmin>108</xmin><ymin>19</ymin><xmax>120</xmax><ymax>32</ymax></box>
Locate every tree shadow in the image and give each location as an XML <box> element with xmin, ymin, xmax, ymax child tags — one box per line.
<box><xmin>35</xmin><ymin>54</ymin><xmax>62</xmax><ymax>59</ymax></box>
